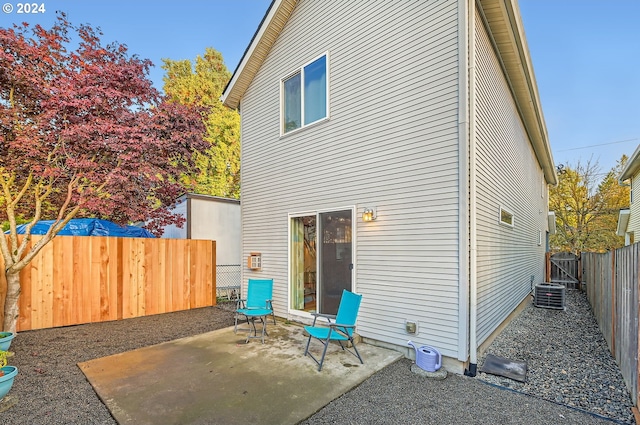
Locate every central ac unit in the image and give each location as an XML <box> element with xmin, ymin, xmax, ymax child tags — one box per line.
<box><xmin>534</xmin><ymin>283</ymin><xmax>566</xmax><ymax>310</ymax></box>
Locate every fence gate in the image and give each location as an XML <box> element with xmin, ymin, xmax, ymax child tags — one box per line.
<box><xmin>549</xmin><ymin>252</ymin><xmax>581</xmax><ymax>289</ymax></box>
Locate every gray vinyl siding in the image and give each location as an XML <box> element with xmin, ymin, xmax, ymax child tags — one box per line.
<box><xmin>240</xmin><ymin>0</ymin><xmax>462</xmax><ymax>356</ymax></box>
<box><xmin>474</xmin><ymin>9</ymin><xmax>548</xmax><ymax>345</ymax></box>
<box><xmin>628</xmin><ymin>174</ymin><xmax>640</xmax><ymax>236</ymax></box>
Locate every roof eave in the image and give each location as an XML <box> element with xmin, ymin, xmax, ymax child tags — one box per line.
<box><xmin>221</xmin><ymin>0</ymin><xmax>298</xmax><ymax>110</ymax></box>
<box><xmin>478</xmin><ymin>0</ymin><xmax>557</xmax><ymax>186</ymax></box>
<box><xmin>619</xmin><ymin>144</ymin><xmax>640</xmax><ymax>182</ymax></box>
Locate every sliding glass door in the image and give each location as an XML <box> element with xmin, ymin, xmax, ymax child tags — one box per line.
<box><xmin>290</xmin><ymin>209</ymin><xmax>352</xmax><ymax>315</ymax></box>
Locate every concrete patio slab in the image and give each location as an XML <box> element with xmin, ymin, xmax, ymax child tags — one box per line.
<box><xmin>78</xmin><ymin>322</ymin><xmax>402</xmax><ymax>425</ymax></box>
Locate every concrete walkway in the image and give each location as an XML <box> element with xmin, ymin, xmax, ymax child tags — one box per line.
<box><xmin>78</xmin><ymin>322</ymin><xmax>402</xmax><ymax>425</ymax></box>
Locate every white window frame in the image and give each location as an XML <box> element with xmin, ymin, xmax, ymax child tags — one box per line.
<box><xmin>280</xmin><ymin>52</ymin><xmax>329</xmax><ymax>136</ymax></box>
<box><xmin>499</xmin><ymin>206</ymin><xmax>514</xmax><ymax>227</ymax></box>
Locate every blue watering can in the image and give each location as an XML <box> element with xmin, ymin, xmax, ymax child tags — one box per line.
<box><xmin>408</xmin><ymin>340</ymin><xmax>442</xmax><ymax>372</ymax></box>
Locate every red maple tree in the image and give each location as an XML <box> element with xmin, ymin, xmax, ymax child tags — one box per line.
<box><xmin>0</xmin><ymin>14</ymin><xmax>207</xmax><ymax>332</ymax></box>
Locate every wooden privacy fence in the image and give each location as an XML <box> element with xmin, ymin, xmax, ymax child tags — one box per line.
<box><xmin>0</xmin><ymin>235</ymin><xmax>216</xmax><ymax>332</ymax></box>
<box><xmin>582</xmin><ymin>244</ymin><xmax>640</xmax><ymax>408</ymax></box>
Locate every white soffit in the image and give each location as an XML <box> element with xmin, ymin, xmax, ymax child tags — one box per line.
<box><xmin>548</xmin><ymin>212</ymin><xmax>556</xmax><ymax>235</ymax></box>
<box><xmin>616</xmin><ymin>209</ymin><xmax>630</xmax><ymax>236</ymax></box>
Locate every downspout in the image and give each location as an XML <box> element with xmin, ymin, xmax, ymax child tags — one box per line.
<box><xmin>457</xmin><ymin>0</ymin><xmax>470</xmax><ymax>368</ymax></box>
<box><xmin>464</xmin><ymin>0</ymin><xmax>478</xmax><ymax>377</ymax></box>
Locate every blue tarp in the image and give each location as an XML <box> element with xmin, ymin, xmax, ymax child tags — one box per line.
<box><xmin>11</xmin><ymin>219</ymin><xmax>155</xmax><ymax>238</ymax></box>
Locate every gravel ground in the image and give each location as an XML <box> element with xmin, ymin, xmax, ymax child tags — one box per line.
<box><xmin>476</xmin><ymin>289</ymin><xmax>635</xmax><ymax>424</ymax></box>
<box><xmin>0</xmin><ymin>291</ymin><xmax>635</xmax><ymax>425</ymax></box>
<box><xmin>301</xmin><ymin>289</ymin><xmax>634</xmax><ymax>425</ymax></box>
<box><xmin>300</xmin><ymin>359</ymin><xmax>623</xmax><ymax>425</ymax></box>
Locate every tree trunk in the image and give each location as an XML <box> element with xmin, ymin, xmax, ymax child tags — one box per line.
<box><xmin>3</xmin><ymin>271</ymin><xmax>20</xmax><ymax>333</ymax></box>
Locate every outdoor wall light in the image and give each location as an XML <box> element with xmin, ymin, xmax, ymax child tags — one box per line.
<box><xmin>363</xmin><ymin>207</ymin><xmax>377</xmax><ymax>222</ymax></box>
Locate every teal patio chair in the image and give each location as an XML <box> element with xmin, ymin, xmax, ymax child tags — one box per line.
<box><xmin>303</xmin><ymin>289</ymin><xmax>363</xmax><ymax>371</ymax></box>
<box><xmin>234</xmin><ymin>278</ymin><xmax>275</xmax><ymax>343</ymax></box>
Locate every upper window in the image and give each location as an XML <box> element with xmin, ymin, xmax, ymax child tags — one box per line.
<box><xmin>282</xmin><ymin>54</ymin><xmax>327</xmax><ymax>134</ymax></box>
<box><xmin>499</xmin><ymin>206</ymin><xmax>514</xmax><ymax>227</ymax></box>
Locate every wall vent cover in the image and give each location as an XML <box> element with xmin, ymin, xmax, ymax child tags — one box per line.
<box><xmin>534</xmin><ymin>283</ymin><xmax>566</xmax><ymax>310</ymax></box>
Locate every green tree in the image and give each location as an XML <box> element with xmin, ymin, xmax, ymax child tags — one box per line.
<box><xmin>549</xmin><ymin>157</ymin><xmax>629</xmax><ymax>253</ymax></box>
<box><xmin>162</xmin><ymin>48</ymin><xmax>241</xmax><ymax>198</ymax></box>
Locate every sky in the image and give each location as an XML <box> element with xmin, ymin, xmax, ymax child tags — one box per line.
<box><xmin>1</xmin><ymin>0</ymin><xmax>638</xmax><ymax>178</ymax></box>
<box><xmin>519</xmin><ymin>0</ymin><xmax>640</xmax><ymax>177</ymax></box>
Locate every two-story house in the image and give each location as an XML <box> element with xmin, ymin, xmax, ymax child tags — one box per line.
<box><xmin>222</xmin><ymin>0</ymin><xmax>556</xmax><ymax>374</ymax></box>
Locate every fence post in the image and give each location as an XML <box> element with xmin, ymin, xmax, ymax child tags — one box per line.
<box><xmin>212</xmin><ymin>241</ymin><xmax>217</xmax><ymax>306</ymax></box>
<box><xmin>577</xmin><ymin>251</ymin><xmax>583</xmax><ymax>291</ymax></box>
<box><xmin>545</xmin><ymin>252</ymin><xmax>551</xmax><ymax>282</ymax></box>
<box><xmin>611</xmin><ymin>250</ymin><xmax>616</xmax><ymax>358</ymax></box>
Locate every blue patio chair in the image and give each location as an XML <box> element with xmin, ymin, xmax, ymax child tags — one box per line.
<box><xmin>303</xmin><ymin>289</ymin><xmax>363</xmax><ymax>371</ymax></box>
<box><xmin>234</xmin><ymin>278</ymin><xmax>275</xmax><ymax>343</ymax></box>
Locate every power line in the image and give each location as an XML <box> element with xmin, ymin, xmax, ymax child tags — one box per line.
<box><xmin>556</xmin><ymin>138</ymin><xmax>639</xmax><ymax>152</ymax></box>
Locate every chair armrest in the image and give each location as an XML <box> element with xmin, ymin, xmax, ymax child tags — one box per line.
<box><xmin>310</xmin><ymin>312</ymin><xmax>336</xmax><ymax>326</ymax></box>
<box><xmin>329</xmin><ymin>323</ymin><xmax>355</xmax><ymax>329</ymax></box>
<box><xmin>311</xmin><ymin>313</ymin><xmax>336</xmax><ymax>320</ymax></box>
<box><xmin>329</xmin><ymin>323</ymin><xmax>356</xmax><ymax>337</ymax></box>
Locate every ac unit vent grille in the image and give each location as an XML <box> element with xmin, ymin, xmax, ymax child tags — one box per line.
<box><xmin>534</xmin><ymin>283</ymin><xmax>566</xmax><ymax>310</ymax></box>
